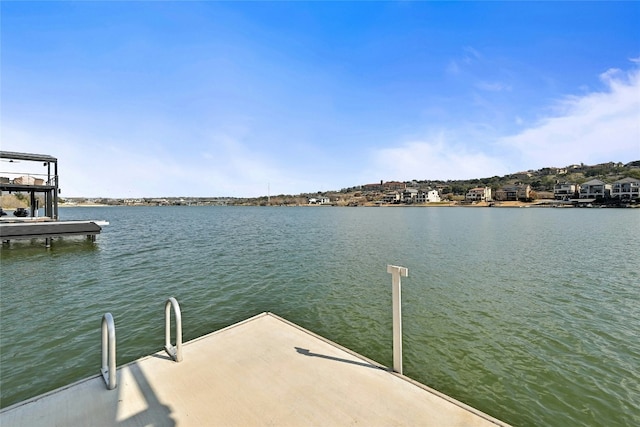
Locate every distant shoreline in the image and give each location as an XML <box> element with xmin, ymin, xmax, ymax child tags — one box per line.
<box><xmin>59</xmin><ymin>203</ymin><xmax>112</xmax><ymax>208</ymax></box>
<box><xmin>59</xmin><ymin>200</ymin><xmax>552</xmax><ymax>208</ymax></box>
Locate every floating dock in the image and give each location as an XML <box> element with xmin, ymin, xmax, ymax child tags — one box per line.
<box><xmin>0</xmin><ymin>312</ymin><xmax>509</xmax><ymax>427</ymax></box>
<box><xmin>0</xmin><ymin>218</ymin><xmax>106</xmax><ymax>243</ymax></box>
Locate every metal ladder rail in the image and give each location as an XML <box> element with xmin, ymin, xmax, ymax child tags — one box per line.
<box><xmin>101</xmin><ymin>312</ymin><xmax>117</xmax><ymax>390</ymax></box>
<box><xmin>100</xmin><ymin>298</ymin><xmax>181</xmax><ymax>391</ymax></box>
<box><xmin>164</xmin><ymin>297</ymin><xmax>183</xmax><ymax>362</ymax></box>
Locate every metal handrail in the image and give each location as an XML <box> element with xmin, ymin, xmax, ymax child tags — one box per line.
<box><xmin>101</xmin><ymin>313</ymin><xmax>117</xmax><ymax>390</ymax></box>
<box><xmin>164</xmin><ymin>297</ymin><xmax>183</xmax><ymax>362</ymax></box>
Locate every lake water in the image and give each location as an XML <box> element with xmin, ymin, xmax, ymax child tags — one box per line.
<box><xmin>1</xmin><ymin>206</ymin><xmax>638</xmax><ymax>426</ymax></box>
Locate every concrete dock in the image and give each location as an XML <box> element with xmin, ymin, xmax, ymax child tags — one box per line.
<box><xmin>0</xmin><ymin>312</ymin><xmax>510</xmax><ymax>426</ymax></box>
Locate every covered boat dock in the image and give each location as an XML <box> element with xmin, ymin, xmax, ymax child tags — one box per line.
<box><xmin>1</xmin><ymin>151</ymin><xmax>106</xmax><ymax>246</ymax></box>
<box><xmin>0</xmin><ymin>150</ymin><xmax>59</xmax><ymax>219</ymax></box>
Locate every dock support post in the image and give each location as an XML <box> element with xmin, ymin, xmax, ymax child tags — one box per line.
<box><xmin>387</xmin><ymin>265</ymin><xmax>408</xmax><ymax>374</ymax></box>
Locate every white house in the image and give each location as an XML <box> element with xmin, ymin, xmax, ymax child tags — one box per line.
<box><xmin>416</xmin><ymin>189</ymin><xmax>441</xmax><ymax>203</ymax></box>
<box><xmin>611</xmin><ymin>177</ymin><xmax>640</xmax><ymax>200</ymax></box>
<box><xmin>554</xmin><ymin>182</ymin><xmax>577</xmax><ymax>200</ymax></box>
<box><xmin>402</xmin><ymin>188</ymin><xmax>419</xmax><ymax>203</ymax></box>
<box><xmin>382</xmin><ymin>192</ymin><xmax>401</xmax><ymax>203</ymax></box>
<box><xmin>579</xmin><ymin>179</ymin><xmax>611</xmax><ymax>199</ymax></box>
<box><xmin>465</xmin><ymin>187</ymin><xmax>491</xmax><ymax>202</ymax></box>
<box><xmin>308</xmin><ymin>197</ymin><xmax>330</xmax><ymax>205</ymax></box>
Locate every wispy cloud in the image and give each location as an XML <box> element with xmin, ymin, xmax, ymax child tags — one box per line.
<box><xmin>1</xmin><ymin>123</ymin><xmax>284</xmax><ymax>197</ymax></box>
<box><xmin>446</xmin><ymin>46</ymin><xmax>482</xmax><ymax>76</ymax></box>
<box><xmin>463</xmin><ymin>46</ymin><xmax>482</xmax><ymax>63</ymax></box>
<box><xmin>499</xmin><ymin>66</ymin><xmax>640</xmax><ymax>168</ymax></box>
<box><xmin>446</xmin><ymin>60</ymin><xmax>461</xmax><ymax>75</ymax></box>
<box><xmin>367</xmin><ymin>64</ymin><xmax>639</xmax><ymax>183</ymax></box>
<box><xmin>366</xmin><ymin>132</ymin><xmax>509</xmax><ymax>182</ymax></box>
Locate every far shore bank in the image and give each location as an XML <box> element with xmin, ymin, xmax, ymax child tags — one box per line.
<box><xmin>57</xmin><ymin>200</ymin><xmax>560</xmax><ymax>208</ymax></box>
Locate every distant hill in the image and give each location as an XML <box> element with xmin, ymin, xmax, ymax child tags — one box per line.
<box><xmin>338</xmin><ymin>160</ymin><xmax>640</xmax><ymax>197</ymax></box>
<box><xmin>56</xmin><ymin>160</ymin><xmax>639</xmax><ymax>206</ymax></box>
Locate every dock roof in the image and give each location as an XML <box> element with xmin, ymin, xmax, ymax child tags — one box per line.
<box><xmin>0</xmin><ymin>151</ymin><xmax>57</xmax><ymax>163</ymax></box>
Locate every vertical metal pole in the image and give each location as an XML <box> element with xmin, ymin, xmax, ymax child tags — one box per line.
<box><xmin>30</xmin><ymin>192</ymin><xmax>36</xmax><ymax>217</ymax></box>
<box><xmin>387</xmin><ymin>265</ymin><xmax>408</xmax><ymax>374</ymax></box>
<box><xmin>53</xmin><ymin>161</ymin><xmax>58</xmax><ymax>220</ymax></box>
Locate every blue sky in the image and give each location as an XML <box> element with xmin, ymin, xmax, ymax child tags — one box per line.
<box><xmin>2</xmin><ymin>1</ymin><xmax>639</xmax><ymax>198</ymax></box>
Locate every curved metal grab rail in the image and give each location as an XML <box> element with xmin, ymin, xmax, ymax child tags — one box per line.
<box><xmin>101</xmin><ymin>312</ymin><xmax>117</xmax><ymax>390</ymax></box>
<box><xmin>164</xmin><ymin>297</ymin><xmax>183</xmax><ymax>362</ymax></box>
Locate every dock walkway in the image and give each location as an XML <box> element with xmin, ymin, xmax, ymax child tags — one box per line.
<box><xmin>0</xmin><ymin>219</ymin><xmax>104</xmax><ymax>241</ymax></box>
<box><xmin>0</xmin><ymin>312</ymin><xmax>509</xmax><ymax>426</ymax></box>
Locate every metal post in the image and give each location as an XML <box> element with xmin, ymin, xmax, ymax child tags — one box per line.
<box><xmin>387</xmin><ymin>265</ymin><xmax>408</xmax><ymax>374</ymax></box>
<box><xmin>53</xmin><ymin>161</ymin><xmax>58</xmax><ymax>220</ymax></box>
<box><xmin>101</xmin><ymin>313</ymin><xmax>117</xmax><ymax>390</ymax></box>
<box><xmin>30</xmin><ymin>192</ymin><xmax>36</xmax><ymax>217</ymax></box>
<box><xmin>165</xmin><ymin>297</ymin><xmax>183</xmax><ymax>362</ymax></box>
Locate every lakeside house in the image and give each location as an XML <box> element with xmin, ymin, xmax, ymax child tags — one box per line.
<box><xmin>579</xmin><ymin>179</ymin><xmax>611</xmax><ymax>199</ymax></box>
<box><xmin>611</xmin><ymin>177</ymin><xmax>640</xmax><ymax>200</ymax></box>
<box><xmin>553</xmin><ymin>182</ymin><xmax>578</xmax><ymax>200</ymax></box>
<box><xmin>495</xmin><ymin>184</ymin><xmax>531</xmax><ymax>202</ymax></box>
<box><xmin>308</xmin><ymin>197</ymin><xmax>330</xmax><ymax>205</ymax></box>
<box><xmin>402</xmin><ymin>188</ymin><xmax>419</xmax><ymax>203</ymax></box>
<box><xmin>381</xmin><ymin>188</ymin><xmax>440</xmax><ymax>204</ymax></box>
<box><xmin>417</xmin><ymin>189</ymin><xmax>441</xmax><ymax>203</ymax></box>
<box><xmin>465</xmin><ymin>187</ymin><xmax>492</xmax><ymax>202</ymax></box>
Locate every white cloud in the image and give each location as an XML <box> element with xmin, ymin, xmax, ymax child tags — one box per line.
<box><xmin>366</xmin><ymin>133</ymin><xmax>509</xmax><ymax>182</ymax></box>
<box><xmin>499</xmin><ymin>67</ymin><xmax>640</xmax><ymax>168</ymax></box>
<box><xmin>197</xmin><ymin>132</ymin><xmax>288</xmax><ymax>196</ymax></box>
<box><xmin>1</xmin><ymin>124</ymin><xmax>286</xmax><ymax>198</ymax></box>
<box><xmin>462</xmin><ymin>46</ymin><xmax>482</xmax><ymax>63</ymax></box>
<box><xmin>446</xmin><ymin>60</ymin><xmax>461</xmax><ymax>75</ymax></box>
<box><xmin>446</xmin><ymin>46</ymin><xmax>482</xmax><ymax>76</ymax></box>
<box><xmin>367</xmin><ymin>65</ymin><xmax>639</xmax><ymax>183</ymax></box>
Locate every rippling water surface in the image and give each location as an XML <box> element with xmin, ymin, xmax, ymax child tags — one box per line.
<box><xmin>1</xmin><ymin>206</ymin><xmax>639</xmax><ymax>426</ymax></box>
